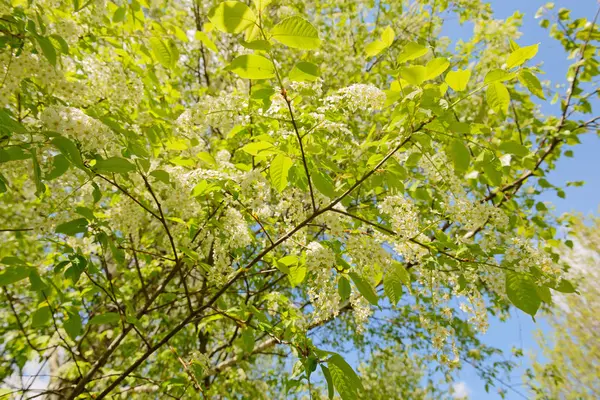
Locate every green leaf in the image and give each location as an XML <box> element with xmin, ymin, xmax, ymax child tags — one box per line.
<box><xmin>380</xmin><ymin>26</ymin><xmax>395</xmax><ymax>47</ymax></box>
<box><xmin>505</xmin><ymin>271</ymin><xmax>541</xmax><ymax>318</ymax></box>
<box><xmin>113</xmin><ymin>6</ymin><xmax>127</xmax><ymax>22</ymax></box>
<box><xmin>149</xmin><ymin>37</ymin><xmax>172</xmax><ymax>69</ymax></box>
<box><xmin>252</xmin><ymin>0</ymin><xmax>272</xmax><ymax>11</ymax></box>
<box><xmin>208</xmin><ymin>1</ymin><xmax>257</xmax><ymax>34</ymax></box>
<box><xmin>397</xmin><ymin>42</ymin><xmax>429</xmax><ymax>63</ymax></box>
<box><xmin>55</xmin><ymin>218</ymin><xmax>88</xmax><ymax>236</ymax></box>
<box><xmin>383</xmin><ymin>268</ymin><xmax>403</xmax><ymax>306</ymax></box>
<box><xmin>349</xmin><ymin>272</ymin><xmax>378</xmax><ymax>306</ymax></box>
<box><xmin>31</xmin><ymin>305</ymin><xmax>51</xmax><ymax>328</ymax></box>
<box><xmin>365</xmin><ymin>40</ymin><xmax>388</xmax><ymax>57</ymax></box>
<box><xmin>484</xmin><ymin>69</ymin><xmax>516</xmax><ymax>84</ymax></box>
<box><xmin>64</xmin><ymin>312</ymin><xmax>82</xmax><ymax>340</ymax></box>
<box><xmin>338</xmin><ymin>276</ymin><xmax>351</xmax><ymax>302</ymax></box>
<box><xmin>0</xmin><ymin>147</ymin><xmax>30</xmax><ymax>163</ymax></box>
<box><xmin>449</xmin><ymin>140</ymin><xmax>471</xmax><ymax>172</ymax></box>
<box><xmin>0</xmin><ymin>266</ymin><xmax>30</xmax><ymax>287</ymax></box>
<box><xmin>506</xmin><ymin>43</ymin><xmax>539</xmax><ymax>69</ymax></box>
<box><xmin>365</xmin><ymin>26</ymin><xmax>394</xmax><ymax>57</ymax></box>
<box><xmin>271</xmin><ymin>16</ymin><xmax>321</xmax><ymax>50</ymax></box>
<box><xmin>425</xmin><ymin>57</ymin><xmax>450</xmax><ymax>80</ymax></box>
<box><xmin>241</xmin><ymin>141</ymin><xmax>274</xmax><ymax>155</ymax></box>
<box><xmin>328</xmin><ymin>354</ymin><xmax>364</xmax><ymax>400</ymax></box>
<box><xmin>288</xmin><ymin>263</ymin><xmax>306</xmax><ymax>287</ymax></box>
<box><xmin>239</xmin><ymin>39</ymin><xmax>272</xmax><ymax>51</ymax></box>
<box><xmin>31</xmin><ymin>149</ymin><xmax>45</xmax><ymax>197</ymax></box>
<box><xmin>241</xmin><ymin>328</ymin><xmax>255</xmax><ymax>352</ymax></box>
<box><xmin>482</xmin><ymin>160</ymin><xmax>502</xmax><ymax>186</ymax></box>
<box><xmin>89</xmin><ymin>312</ymin><xmax>120</xmax><ymax>325</ymax></box>
<box><xmin>486</xmin><ymin>82</ymin><xmax>510</xmax><ymax>114</ymax></box>
<box><xmin>195</xmin><ymin>31</ymin><xmax>218</xmax><ymax>53</ymax></box>
<box><xmin>45</xmin><ymin>154</ymin><xmax>70</xmax><ymax>180</ymax></box>
<box><xmin>518</xmin><ymin>70</ymin><xmax>545</xmax><ymax>99</ymax></box>
<box><xmin>29</xmin><ymin>270</ymin><xmax>48</xmax><ymax>291</ymax></box>
<box><xmin>225</xmin><ymin>54</ymin><xmax>276</xmax><ymax>79</ymax></box>
<box><xmin>36</xmin><ymin>36</ymin><xmax>56</xmax><ymax>66</ymax></box>
<box><xmin>289</xmin><ymin>61</ymin><xmax>319</xmax><ymax>82</ymax></box>
<box><xmin>550</xmin><ymin>278</ymin><xmax>577</xmax><ymax>293</ymax></box>
<box><xmin>51</xmin><ymin>136</ymin><xmax>84</xmax><ymax>170</ymax></box>
<box><xmin>391</xmin><ymin>261</ymin><xmax>411</xmax><ymax>287</ymax></box>
<box><xmin>94</xmin><ymin>157</ymin><xmax>136</xmax><ymax>173</ymax></box>
<box><xmin>269</xmin><ymin>154</ymin><xmax>293</xmax><ymax>192</ymax></box>
<box><xmin>312</xmin><ymin>170</ymin><xmax>336</xmax><ymax>199</ymax></box>
<box><xmin>445</xmin><ymin>69</ymin><xmax>471</xmax><ymax>92</ymax></box>
<box><xmin>500</xmin><ymin>140</ymin><xmax>529</xmax><ymax>157</ymax></box>
<box><xmin>536</xmin><ymin>285</ymin><xmax>552</xmax><ymax>304</ymax></box>
<box><xmin>399</xmin><ymin>66</ymin><xmax>426</xmax><ymax>86</ymax></box>
<box><xmin>321</xmin><ymin>365</ymin><xmax>335</xmax><ymax>400</ymax></box>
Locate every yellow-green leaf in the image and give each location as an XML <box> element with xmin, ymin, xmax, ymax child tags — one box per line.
<box><xmin>399</xmin><ymin>65</ymin><xmax>426</xmax><ymax>86</ymax></box>
<box><xmin>506</xmin><ymin>43</ymin><xmax>539</xmax><ymax>69</ymax></box>
<box><xmin>445</xmin><ymin>69</ymin><xmax>471</xmax><ymax>92</ymax></box>
<box><xmin>381</xmin><ymin>26</ymin><xmax>395</xmax><ymax>46</ymax></box>
<box><xmin>289</xmin><ymin>61</ymin><xmax>319</xmax><ymax>82</ymax></box>
<box><xmin>149</xmin><ymin>37</ymin><xmax>172</xmax><ymax>69</ymax></box>
<box><xmin>365</xmin><ymin>40</ymin><xmax>388</xmax><ymax>57</ymax></box>
<box><xmin>269</xmin><ymin>154</ymin><xmax>293</xmax><ymax>192</ymax></box>
<box><xmin>487</xmin><ymin>81</ymin><xmax>510</xmax><ymax>114</ymax></box>
<box><xmin>252</xmin><ymin>0</ymin><xmax>272</xmax><ymax>11</ymax></box>
<box><xmin>518</xmin><ymin>70</ymin><xmax>545</xmax><ymax>99</ymax></box>
<box><xmin>208</xmin><ymin>1</ymin><xmax>257</xmax><ymax>34</ymax></box>
<box><xmin>449</xmin><ymin>139</ymin><xmax>471</xmax><ymax>172</ymax></box>
<box><xmin>271</xmin><ymin>16</ymin><xmax>321</xmax><ymax>50</ymax></box>
<box><xmin>425</xmin><ymin>57</ymin><xmax>450</xmax><ymax>80</ymax></box>
<box><xmin>349</xmin><ymin>272</ymin><xmax>378</xmax><ymax>306</ymax></box>
<box><xmin>397</xmin><ymin>42</ymin><xmax>429</xmax><ymax>63</ymax></box>
<box><xmin>225</xmin><ymin>54</ymin><xmax>275</xmax><ymax>79</ymax></box>
<box><xmin>484</xmin><ymin>69</ymin><xmax>516</xmax><ymax>84</ymax></box>
<box><xmin>506</xmin><ymin>271</ymin><xmax>541</xmax><ymax>318</ymax></box>
<box><xmin>195</xmin><ymin>31</ymin><xmax>218</xmax><ymax>53</ymax></box>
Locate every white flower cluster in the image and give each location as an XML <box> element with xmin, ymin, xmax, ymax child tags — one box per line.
<box><xmin>378</xmin><ymin>195</ymin><xmax>421</xmax><ymax>241</ymax></box>
<box><xmin>321</xmin><ymin>83</ymin><xmax>386</xmax><ymax>113</ymax></box>
<box><xmin>40</xmin><ymin>106</ymin><xmax>116</xmax><ymax>154</ymax></box>
<box><xmin>305</xmin><ymin>242</ymin><xmax>341</xmax><ymax>322</ymax></box>
<box><xmin>504</xmin><ymin>236</ymin><xmax>561</xmax><ymax>281</ymax></box>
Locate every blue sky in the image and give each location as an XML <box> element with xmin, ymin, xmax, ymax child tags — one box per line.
<box><xmin>446</xmin><ymin>0</ymin><xmax>600</xmax><ymax>398</ymax></box>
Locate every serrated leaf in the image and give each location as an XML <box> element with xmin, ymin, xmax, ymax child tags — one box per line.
<box><xmin>536</xmin><ymin>285</ymin><xmax>552</xmax><ymax>303</ymax></box>
<box><xmin>349</xmin><ymin>272</ymin><xmax>378</xmax><ymax>306</ymax></box>
<box><xmin>89</xmin><ymin>312</ymin><xmax>120</xmax><ymax>325</ymax></box>
<box><xmin>397</xmin><ymin>42</ymin><xmax>429</xmax><ymax>63</ymax></box>
<box><xmin>149</xmin><ymin>37</ymin><xmax>172</xmax><ymax>69</ymax></box>
<box><xmin>271</xmin><ymin>16</ymin><xmax>321</xmax><ymax>49</ymax></box>
<box><xmin>208</xmin><ymin>1</ymin><xmax>257</xmax><ymax>34</ymax></box>
<box><xmin>518</xmin><ymin>70</ymin><xmax>545</xmax><ymax>99</ymax></box>
<box><xmin>312</xmin><ymin>170</ymin><xmax>336</xmax><ymax>199</ymax></box>
<box><xmin>445</xmin><ymin>69</ymin><xmax>471</xmax><ymax>92</ymax></box>
<box><xmin>226</xmin><ymin>54</ymin><xmax>275</xmax><ymax>79</ymax></box>
<box><xmin>289</xmin><ymin>61</ymin><xmax>319</xmax><ymax>82</ymax></box>
<box><xmin>506</xmin><ymin>271</ymin><xmax>541</xmax><ymax>318</ymax></box>
<box><xmin>487</xmin><ymin>82</ymin><xmax>510</xmax><ymax>114</ymax></box>
<box><xmin>94</xmin><ymin>157</ymin><xmax>136</xmax><ymax>173</ymax></box>
<box><xmin>425</xmin><ymin>57</ymin><xmax>450</xmax><ymax>80</ymax></box>
<box><xmin>506</xmin><ymin>43</ymin><xmax>539</xmax><ymax>69</ymax></box>
<box><xmin>383</xmin><ymin>268</ymin><xmax>403</xmax><ymax>305</ymax></box>
<box><xmin>51</xmin><ymin>136</ymin><xmax>84</xmax><ymax>170</ymax></box>
<box><xmin>328</xmin><ymin>354</ymin><xmax>364</xmax><ymax>400</ymax></box>
<box><xmin>449</xmin><ymin>139</ymin><xmax>470</xmax><ymax>172</ymax></box>
<box><xmin>269</xmin><ymin>154</ymin><xmax>293</xmax><ymax>192</ymax></box>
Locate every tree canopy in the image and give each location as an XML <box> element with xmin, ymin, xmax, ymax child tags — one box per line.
<box><xmin>0</xmin><ymin>0</ymin><xmax>598</xmax><ymax>398</ymax></box>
